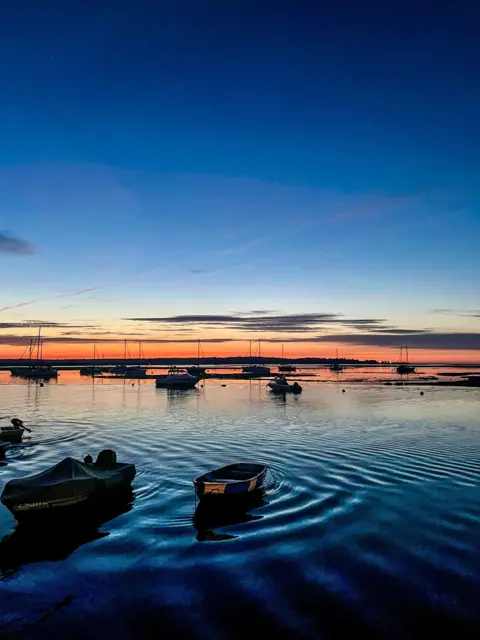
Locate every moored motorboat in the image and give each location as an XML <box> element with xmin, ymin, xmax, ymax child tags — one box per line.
<box><xmin>278</xmin><ymin>364</ymin><xmax>297</xmax><ymax>372</ymax></box>
<box><xmin>329</xmin><ymin>362</ymin><xmax>344</xmax><ymax>372</ymax></box>
<box><xmin>242</xmin><ymin>365</ymin><xmax>271</xmax><ymax>376</ymax></box>
<box><xmin>268</xmin><ymin>376</ymin><xmax>302</xmax><ymax>393</ymax></box>
<box><xmin>186</xmin><ymin>366</ymin><xmax>207</xmax><ymax>377</ymax></box>
<box><xmin>79</xmin><ymin>366</ymin><xmax>103</xmax><ymax>375</ymax></box>
<box><xmin>0</xmin><ymin>419</ymin><xmax>31</xmax><ymax>443</ymax></box>
<box><xmin>155</xmin><ymin>368</ymin><xmax>200</xmax><ymax>389</ymax></box>
<box><xmin>1</xmin><ymin>450</ymin><xmax>136</xmax><ymax>521</ymax></box>
<box><xmin>12</xmin><ymin>366</ymin><xmax>58</xmax><ymax>379</ymax></box>
<box><xmin>194</xmin><ymin>462</ymin><xmax>268</xmax><ymax>500</ymax></box>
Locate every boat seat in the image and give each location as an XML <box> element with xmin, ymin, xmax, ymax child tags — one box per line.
<box><xmin>209</xmin><ymin>472</ymin><xmax>256</xmax><ymax>481</ymax></box>
<box><xmin>95</xmin><ymin>449</ymin><xmax>117</xmax><ymax>467</ymax></box>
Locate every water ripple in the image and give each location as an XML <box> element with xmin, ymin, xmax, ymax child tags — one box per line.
<box><xmin>0</xmin><ymin>382</ymin><xmax>479</xmax><ymax>637</ymax></box>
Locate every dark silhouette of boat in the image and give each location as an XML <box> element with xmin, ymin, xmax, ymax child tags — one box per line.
<box><xmin>396</xmin><ymin>346</ymin><xmax>416</xmax><ymax>374</ymax></box>
<box><xmin>0</xmin><ymin>490</ymin><xmax>134</xmax><ymax>576</ymax></box>
<box><xmin>193</xmin><ymin>492</ymin><xmax>265</xmax><ymax>541</ymax></box>
<box><xmin>268</xmin><ymin>376</ymin><xmax>302</xmax><ymax>393</ymax></box>
<box><xmin>1</xmin><ymin>450</ymin><xmax>135</xmax><ymax>522</ymax></box>
<box><xmin>329</xmin><ymin>349</ymin><xmax>344</xmax><ymax>371</ymax></box>
<box><xmin>194</xmin><ymin>462</ymin><xmax>268</xmax><ymax>500</ymax></box>
<box><xmin>9</xmin><ymin>327</ymin><xmax>58</xmax><ymax>379</ymax></box>
<box><xmin>0</xmin><ymin>419</ymin><xmax>31</xmax><ymax>443</ymax></box>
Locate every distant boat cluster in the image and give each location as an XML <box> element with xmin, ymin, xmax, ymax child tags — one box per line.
<box><xmin>6</xmin><ymin>333</ymin><xmax>423</xmax><ymax>385</ymax></box>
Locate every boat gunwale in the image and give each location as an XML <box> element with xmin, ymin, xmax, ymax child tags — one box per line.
<box><xmin>193</xmin><ymin>462</ymin><xmax>268</xmax><ymax>486</ymax></box>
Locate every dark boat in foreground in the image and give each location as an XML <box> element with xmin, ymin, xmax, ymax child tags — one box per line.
<box><xmin>194</xmin><ymin>462</ymin><xmax>268</xmax><ymax>500</ymax></box>
<box><xmin>1</xmin><ymin>450</ymin><xmax>136</xmax><ymax>522</ymax></box>
<box><xmin>0</xmin><ymin>419</ymin><xmax>31</xmax><ymax>443</ymax></box>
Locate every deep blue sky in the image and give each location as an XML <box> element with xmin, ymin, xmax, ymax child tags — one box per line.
<box><xmin>0</xmin><ymin>0</ymin><xmax>479</xmax><ymax>358</ymax></box>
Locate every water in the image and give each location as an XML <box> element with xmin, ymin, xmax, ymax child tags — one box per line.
<box><xmin>0</xmin><ymin>376</ymin><xmax>479</xmax><ymax>638</ymax></box>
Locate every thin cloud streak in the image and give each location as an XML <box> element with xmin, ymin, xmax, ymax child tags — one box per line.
<box><xmin>0</xmin><ymin>335</ymin><xmax>235</xmax><ymax>346</ymax></box>
<box><xmin>55</xmin><ymin>286</ymin><xmax>105</xmax><ymax>298</ymax></box>
<box><xmin>0</xmin><ymin>300</ymin><xmax>39</xmax><ymax>313</ymax></box>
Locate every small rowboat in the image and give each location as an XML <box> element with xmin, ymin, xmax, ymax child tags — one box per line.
<box><xmin>194</xmin><ymin>462</ymin><xmax>268</xmax><ymax>500</ymax></box>
<box><xmin>0</xmin><ymin>419</ymin><xmax>30</xmax><ymax>443</ymax></box>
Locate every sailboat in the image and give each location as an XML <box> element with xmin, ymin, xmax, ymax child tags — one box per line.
<box><xmin>79</xmin><ymin>345</ymin><xmax>103</xmax><ymax>375</ymax></box>
<box><xmin>108</xmin><ymin>340</ymin><xmax>146</xmax><ymax>377</ymax></box>
<box><xmin>187</xmin><ymin>340</ymin><xmax>207</xmax><ymax>377</ymax></box>
<box><xmin>396</xmin><ymin>345</ymin><xmax>416</xmax><ymax>374</ymax></box>
<box><xmin>278</xmin><ymin>344</ymin><xmax>296</xmax><ymax>372</ymax></box>
<box><xmin>329</xmin><ymin>349</ymin><xmax>344</xmax><ymax>372</ymax></box>
<box><xmin>11</xmin><ymin>327</ymin><xmax>58</xmax><ymax>379</ymax></box>
<box><xmin>242</xmin><ymin>340</ymin><xmax>271</xmax><ymax>376</ymax></box>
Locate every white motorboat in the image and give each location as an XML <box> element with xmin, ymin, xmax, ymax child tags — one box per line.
<box><xmin>267</xmin><ymin>376</ymin><xmax>302</xmax><ymax>394</ymax></box>
<box><xmin>155</xmin><ymin>368</ymin><xmax>200</xmax><ymax>389</ymax></box>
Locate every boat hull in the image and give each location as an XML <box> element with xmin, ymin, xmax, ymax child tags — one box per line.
<box><xmin>155</xmin><ymin>380</ymin><xmax>199</xmax><ymax>389</ymax></box>
<box><xmin>268</xmin><ymin>383</ymin><xmax>302</xmax><ymax>394</ymax></box>
<box><xmin>397</xmin><ymin>365</ymin><xmax>416</xmax><ymax>374</ymax></box>
<box><xmin>2</xmin><ymin>485</ymin><xmax>134</xmax><ymax>524</ymax></box>
<box><xmin>1</xmin><ymin>459</ymin><xmax>136</xmax><ymax>523</ymax></box>
<box><xmin>194</xmin><ymin>464</ymin><xmax>268</xmax><ymax>500</ymax></box>
<box><xmin>242</xmin><ymin>367</ymin><xmax>271</xmax><ymax>376</ymax></box>
<box><xmin>0</xmin><ymin>428</ymin><xmax>25</xmax><ymax>443</ymax></box>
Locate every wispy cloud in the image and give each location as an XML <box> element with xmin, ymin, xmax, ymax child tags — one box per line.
<box><xmin>55</xmin><ymin>286</ymin><xmax>105</xmax><ymax>299</ymax></box>
<box><xmin>264</xmin><ymin>332</ymin><xmax>480</xmax><ymax>350</ymax></box>
<box><xmin>127</xmin><ymin>312</ymin><xmax>387</xmax><ymax>334</ymax></box>
<box><xmin>431</xmin><ymin>308</ymin><xmax>480</xmax><ymax>318</ymax></box>
<box><xmin>0</xmin><ymin>300</ymin><xmax>39</xmax><ymax>313</ymax></box>
<box><xmin>0</xmin><ymin>321</ymin><xmax>98</xmax><ymax>330</ymax></box>
<box><xmin>0</xmin><ymin>232</ymin><xmax>35</xmax><ymax>255</ymax></box>
<box><xmin>0</xmin><ymin>335</ymin><xmax>234</xmax><ymax>346</ymax></box>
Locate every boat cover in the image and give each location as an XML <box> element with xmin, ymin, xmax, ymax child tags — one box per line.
<box><xmin>1</xmin><ymin>457</ymin><xmax>135</xmax><ymax>508</ymax></box>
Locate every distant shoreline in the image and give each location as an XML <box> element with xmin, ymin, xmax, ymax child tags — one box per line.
<box><xmin>1</xmin><ymin>358</ymin><xmax>479</xmax><ymax>369</ymax></box>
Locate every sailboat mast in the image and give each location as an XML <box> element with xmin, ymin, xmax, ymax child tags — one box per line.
<box><xmin>124</xmin><ymin>339</ymin><xmax>127</xmax><ymax>361</ymax></box>
<box><xmin>405</xmin><ymin>345</ymin><xmax>409</xmax><ymax>364</ymax></box>
<box><xmin>197</xmin><ymin>338</ymin><xmax>200</xmax><ymax>366</ymax></box>
<box><xmin>36</xmin><ymin>326</ymin><xmax>42</xmax><ymax>362</ymax></box>
<box><xmin>249</xmin><ymin>340</ymin><xmax>252</xmax><ymax>359</ymax></box>
<box><xmin>281</xmin><ymin>344</ymin><xmax>284</xmax><ymax>359</ymax></box>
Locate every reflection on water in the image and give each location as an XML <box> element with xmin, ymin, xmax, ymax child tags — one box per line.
<box><xmin>193</xmin><ymin>492</ymin><xmax>266</xmax><ymax>542</ymax></box>
<box><xmin>0</xmin><ymin>491</ymin><xmax>134</xmax><ymax>578</ymax></box>
<box><xmin>0</xmin><ymin>377</ymin><xmax>479</xmax><ymax>637</ymax></box>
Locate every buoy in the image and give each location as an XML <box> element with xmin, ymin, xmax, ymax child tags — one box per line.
<box><xmin>420</xmin><ymin>391</ymin><xmax>424</xmax><ymax>396</ymax></box>
<box><xmin>132</xmin><ymin>383</ymin><xmax>134</xmax><ymax>386</ymax></box>
<box><xmin>221</xmin><ymin>384</ymin><xmax>227</xmax><ymax>387</ymax></box>
<box><xmin>40</xmin><ymin>382</ymin><xmax>44</xmax><ymax>387</ymax></box>
<box><xmin>342</xmin><ymin>389</ymin><xmax>346</xmax><ymax>393</ymax></box>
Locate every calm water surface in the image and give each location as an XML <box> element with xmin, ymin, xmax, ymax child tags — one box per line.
<box><xmin>1</xmin><ymin>375</ymin><xmax>479</xmax><ymax>638</ymax></box>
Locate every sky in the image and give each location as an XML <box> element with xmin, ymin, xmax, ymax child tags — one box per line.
<box><xmin>0</xmin><ymin>0</ymin><xmax>479</xmax><ymax>362</ymax></box>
